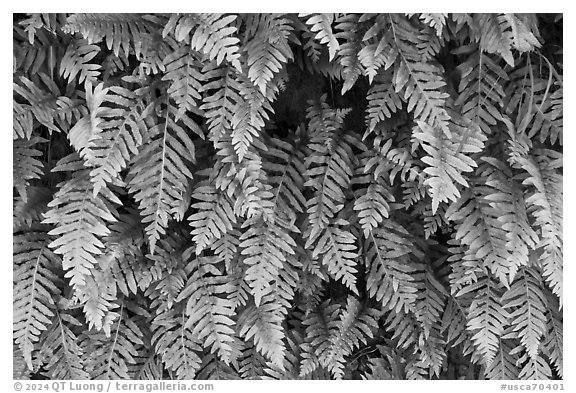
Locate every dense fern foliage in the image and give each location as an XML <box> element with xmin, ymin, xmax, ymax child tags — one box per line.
<box><xmin>13</xmin><ymin>13</ymin><xmax>562</xmax><ymax>380</ymax></box>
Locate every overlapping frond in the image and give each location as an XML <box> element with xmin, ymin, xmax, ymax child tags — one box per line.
<box><xmin>13</xmin><ymin>231</ymin><xmax>61</xmax><ymax>369</ymax></box>
<box><xmin>163</xmin><ymin>13</ymin><xmax>242</xmax><ymax>71</ymax></box>
<box><xmin>176</xmin><ymin>256</ymin><xmax>237</xmax><ymax>364</ymax></box>
<box><xmin>38</xmin><ymin>311</ymin><xmax>90</xmax><ymax>379</ymax></box>
<box><xmin>42</xmin><ymin>155</ymin><xmax>120</xmax><ymax>288</ymax></box>
<box><xmin>126</xmin><ymin>100</ymin><xmax>199</xmax><ymax>253</ymax></box>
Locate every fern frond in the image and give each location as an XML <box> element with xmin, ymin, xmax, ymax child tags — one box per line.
<box><xmin>81</xmin><ymin>85</ymin><xmax>150</xmax><ymax>196</ymax></box>
<box><xmin>63</xmin><ymin>13</ymin><xmax>161</xmax><ymax>59</ymax></box>
<box><xmin>127</xmin><ymin>101</ymin><xmax>199</xmax><ymax>253</ymax></box>
<box><xmin>301</xmin><ymin>13</ymin><xmax>340</xmax><ymax>61</ymax></box>
<box><xmin>76</xmin><ymin>267</ymin><xmax>120</xmax><ymax>335</ymax></box>
<box><xmin>13</xmin><ymin>231</ymin><xmax>61</xmax><ymax>370</ymax></box>
<box><xmin>518</xmin><ymin>149</ymin><xmax>562</xmax><ymax>305</ymax></box>
<box><xmin>230</xmin><ymin>75</ymin><xmax>273</xmax><ymax>161</ymax></box>
<box><xmin>365</xmin><ymin>219</ymin><xmax>421</xmax><ymax>313</ymax></box>
<box><xmin>299</xmin><ymin>300</ymin><xmax>340</xmax><ymax>377</ymax></box>
<box><xmin>13</xmin><ymin>137</ymin><xmax>45</xmax><ymax>202</ymax></box>
<box><xmin>163</xmin><ymin>13</ymin><xmax>241</xmax><ymax>71</ymax></box>
<box><xmin>417</xmin><ymin>13</ymin><xmax>447</xmax><ymax>37</ymax></box>
<box><xmin>455</xmin><ymin>47</ymin><xmax>508</xmax><ymax>135</ymax></box>
<box><xmin>335</xmin><ymin>14</ymin><xmax>364</xmax><ymax>93</ymax></box>
<box><xmin>38</xmin><ymin>311</ymin><xmax>90</xmax><ymax>379</ymax></box>
<box><xmin>501</xmin><ymin>267</ymin><xmax>547</xmax><ymax>358</ymax></box>
<box><xmin>414</xmin><ymin>270</ymin><xmax>448</xmax><ymax>339</ymax></box>
<box><xmin>176</xmin><ymin>256</ymin><xmax>237</xmax><ymax>364</ymax></box>
<box><xmin>188</xmin><ymin>180</ymin><xmax>237</xmax><ymax>255</ymax></box>
<box><xmin>200</xmin><ymin>62</ymin><xmax>243</xmax><ymax>143</ymax></box>
<box><xmin>472</xmin><ymin>14</ymin><xmax>515</xmax><ymax>66</ymax></box>
<box><xmin>445</xmin><ymin>186</ymin><xmax>512</xmax><ymax>287</ymax></box>
<box><xmin>385</xmin><ymin>14</ymin><xmax>451</xmax><ymax>135</ymax></box>
<box><xmin>460</xmin><ymin>274</ymin><xmax>509</xmax><ymax>365</ymax></box>
<box><xmin>365</xmin><ymin>70</ymin><xmax>403</xmax><ymax>133</ymax></box>
<box><xmin>67</xmin><ymin>82</ymin><xmax>110</xmax><ymax>165</ymax></box>
<box><xmin>484</xmin><ymin>338</ymin><xmax>519</xmax><ymax>379</ymax></box>
<box><xmin>162</xmin><ymin>45</ymin><xmax>204</xmax><ymax>119</ymax></box>
<box><xmin>240</xmin><ymin>214</ymin><xmax>296</xmax><ymax>307</ymax></box>
<box><xmin>237</xmin><ymin>299</ymin><xmax>286</xmax><ymax>369</ymax></box>
<box><xmin>13</xmin><ymin>76</ymin><xmax>61</xmax><ymax>134</ymax></box>
<box><xmin>322</xmin><ymin>296</ymin><xmax>379</xmax><ymax>379</ymax></box>
<box><xmin>152</xmin><ymin>305</ymin><xmax>202</xmax><ymax>379</ymax></box>
<box><xmin>304</xmin><ymin>97</ymin><xmax>355</xmax><ymax>243</ymax></box>
<box><xmin>243</xmin><ymin>14</ymin><xmax>294</xmax><ymax>95</ymax></box>
<box><xmin>353</xmin><ymin>175</ymin><xmax>394</xmax><ymax>238</ymax></box>
<box><xmin>82</xmin><ymin>300</ymin><xmax>145</xmax><ymax>379</ymax></box>
<box><xmin>542</xmin><ymin>287</ymin><xmax>562</xmax><ymax>377</ymax></box>
<box><xmin>59</xmin><ymin>38</ymin><xmax>101</xmax><ymax>86</ymax></box>
<box><xmin>264</xmin><ymin>136</ymin><xmax>307</xmax><ymax>228</ymax></box>
<box><xmin>415</xmin><ymin>118</ymin><xmax>485</xmax><ymax>214</ymax></box>
<box><xmin>311</xmin><ymin>220</ymin><xmax>359</xmax><ymax>294</ymax></box>
<box><xmin>42</xmin><ymin>155</ymin><xmax>119</xmax><ymax>287</ymax></box>
<box><xmin>515</xmin><ymin>350</ymin><xmax>552</xmax><ymax>380</ymax></box>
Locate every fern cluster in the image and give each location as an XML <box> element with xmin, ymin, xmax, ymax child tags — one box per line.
<box><xmin>13</xmin><ymin>13</ymin><xmax>562</xmax><ymax>380</ymax></box>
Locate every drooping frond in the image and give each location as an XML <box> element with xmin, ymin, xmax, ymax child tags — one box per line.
<box><xmin>188</xmin><ymin>179</ymin><xmax>237</xmax><ymax>256</ymax></box>
<box><xmin>364</xmin><ymin>219</ymin><xmax>421</xmax><ymax>313</ymax></box>
<box><xmin>483</xmin><ymin>338</ymin><xmax>519</xmax><ymax>379</ymax></box>
<box><xmin>446</xmin><ymin>184</ymin><xmax>512</xmax><ymax>287</ymax></box>
<box><xmin>13</xmin><ymin>137</ymin><xmax>45</xmax><ymax>202</ymax></box>
<box><xmin>126</xmin><ymin>100</ymin><xmax>200</xmax><ymax>253</ymax></box>
<box><xmin>304</xmin><ymin>96</ymin><xmax>355</xmax><ymax>243</ymax></box>
<box><xmin>517</xmin><ymin>149</ymin><xmax>562</xmax><ymax>305</ymax></box>
<box><xmin>239</xmin><ymin>213</ymin><xmax>296</xmax><ymax>307</ymax></box>
<box><xmin>13</xmin><ymin>231</ymin><xmax>61</xmax><ymax>369</ymax></box>
<box><xmin>162</xmin><ymin>45</ymin><xmax>204</xmax><ymax>119</ymax></box>
<box><xmin>38</xmin><ymin>311</ymin><xmax>90</xmax><ymax>379</ymax></box>
<box><xmin>78</xmin><ymin>85</ymin><xmax>151</xmax><ymax>196</ymax></box>
<box><xmin>243</xmin><ymin>14</ymin><xmax>294</xmax><ymax>95</ymax></box>
<box><xmin>59</xmin><ymin>38</ymin><xmax>101</xmax><ymax>86</ymax></box>
<box><xmin>364</xmin><ymin>69</ymin><xmax>403</xmax><ymax>134</ymax></box>
<box><xmin>415</xmin><ymin>116</ymin><xmax>486</xmax><ymax>214</ymax></box>
<box><xmin>455</xmin><ymin>47</ymin><xmax>508</xmax><ymax>136</ymax></box>
<box><xmin>458</xmin><ymin>274</ymin><xmax>510</xmax><ymax>365</ymax></box>
<box><xmin>176</xmin><ymin>256</ymin><xmax>237</xmax><ymax>364</ymax></box>
<box><xmin>42</xmin><ymin>155</ymin><xmax>120</xmax><ymax>288</ymax></box>
<box><xmin>237</xmin><ymin>299</ymin><xmax>286</xmax><ymax>369</ymax></box>
<box><xmin>321</xmin><ymin>297</ymin><xmax>379</xmax><ymax>379</ymax></box>
<box><xmin>152</xmin><ymin>305</ymin><xmax>203</xmax><ymax>379</ymax></box>
<box><xmin>82</xmin><ymin>300</ymin><xmax>145</xmax><ymax>379</ymax></box>
<box><xmin>63</xmin><ymin>13</ymin><xmax>161</xmax><ymax>60</ymax></box>
<box><xmin>200</xmin><ymin>62</ymin><xmax>243</xmax><ymax>143</ymax></box>
<box><xmin>311</xmin><ymin>220</ymin><xmax>359</xmax><ymax>294</ymax></box>
<box><xmin>301</xmin><ymin>13</ymin><xmax>340</xmax><ymax>61</ymax></box>
<box><xmin>163</xmin><ymin>13</ymin><xmax>242</xmax><ymax>71</ymax></box>
<box><xmin>501</xmin><ymin>267</ymin><xmax>547</xmax><ymax>358</ymax></box>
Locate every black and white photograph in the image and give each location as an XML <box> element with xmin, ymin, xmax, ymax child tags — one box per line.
<box><xmin>11</xmin><ymin>10</ymin><xmax>564</xmax><ymax>389</ymax></box>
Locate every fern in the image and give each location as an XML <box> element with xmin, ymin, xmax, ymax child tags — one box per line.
<box><xmin>163</xmin><ymin>14</ymin><xmax>241</xmax><ymax>71</ymax></box>
<box><xmin>176</xmin><ymin>256</ymin><xmax>237</xmax><ymax>364</ymax></box>
<box><xmin>38</xmin><ymin>311</ymin><xmax>90</xmax><ymax>379</ymax></box>
<box><xmin>126</xmin><ymin>100</ymin><xmax>200</xmax><ymax>253</ymax></box>
<box><xmin>59</xmin><ymin>38</ymin><xmax>101</xmax><ymax>86</ymax></box>
<box><xmin>82</xmin><ymin>300</ymin><xmax>145</xmax><ymax>379</ymax></box>
<box><xmin>152</xmin><ymin>305</ymin><xmax>203</xmax><ymax>379</ymax></box>
<box><xmin>13</xmin><ymin>12</ymin><xmax>562</xmax><ymax>381</ymax></box>
<box><xmin>243</xmin><ymin>14</ymin><xmax>294</xmax><ymax>95</ymax></box>
<box><xmin>42</xmin><ymin>155</ymin><xmax>120</xmax><ymax>288</ymax></box>
<box><xmin>13</xmin><ymin>231</ymin><xmax>61</xmax><ymax>369</ymax></box>
<box><xmin>501</xmin><ymin>267</ymin><xmax>547</xmax><ymax>358</ymax></box>
<box><xmin>63</xmin><ymin>13</ymin><xmax>161</xmax><ymax>60</ymax></box>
